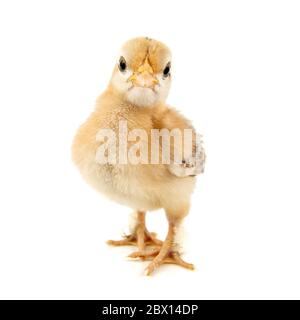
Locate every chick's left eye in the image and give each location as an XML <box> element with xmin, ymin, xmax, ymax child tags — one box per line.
<box><xmin>119</xmin><ymin>56</ymin><xmax>127</xmax><ymax>72</ymax></box>
<box><xmin>164</xmin><ymin>66</ymin><xmax>170</xmax><ymax>77</ymax></box>
<box><xmin>163</xmin><ymin>62</ymin><xmax>171</xmax><ymax>77</ymax></box>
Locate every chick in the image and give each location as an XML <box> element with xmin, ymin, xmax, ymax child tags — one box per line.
<box><xmin>72</xmin><ymin>37</ymin><xmax>205</xmax><ymax>275</ymax></box>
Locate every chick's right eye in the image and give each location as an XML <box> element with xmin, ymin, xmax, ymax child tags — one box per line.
<box><xmin>119</xmin><ymin>56</ymin><xmax>127</xmax><ymax>72</ymax></box>
<box><xmin>163</xmin><ymin>62</ymin><xmax>171</xmax><ymax>77</ymax></box>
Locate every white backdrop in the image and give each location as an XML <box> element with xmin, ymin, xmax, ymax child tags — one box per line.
<box><xmin>0</xmin><ymin>0</ymin><xmax>299</xmax><ymax>299</ymax></box>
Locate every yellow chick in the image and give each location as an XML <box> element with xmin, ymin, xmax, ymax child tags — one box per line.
<box><xmin>72</xmin><ymin>37</ymin><xmax>205</xmax><ymax>275</ymax></box>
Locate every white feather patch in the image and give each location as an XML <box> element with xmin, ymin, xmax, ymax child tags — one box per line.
<box><xmin>173</xmin><ymin>222</ymin><xmax>186</xmax><ymax>254</ymax></box>
<box><xmin>128</xmin><ymin>211</ymin><xmax>139</xmax><ymax>233</ymax></box>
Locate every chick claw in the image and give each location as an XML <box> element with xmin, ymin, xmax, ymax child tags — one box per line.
<box><xmin>127</xmin><ymin>248</ymin><xmax>161</xmax><ymax>259</ymax></box>
<box><xmin>107</xmin><ymin>230</ymin><xmax>162</xmax><ymax>250</ymax></box>
<box><xmin>145</xmin><ymin>251</ymin><xmax>194</xmax><ymax>276</ymax></box>
<box><xmin>127</xmin><ymin>247</ymin><xmax>194</xmax><ymax>274</ymax></box>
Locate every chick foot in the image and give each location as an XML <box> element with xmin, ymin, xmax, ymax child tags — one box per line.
<box><xmin>145</xmin><ymin>251</ymin><xmax>194</xmax><ymax>275</ymax></box>
<box><xmin>106</xmin><ymin>211</ymin><xmax>162</xmax><ymax>252</ymax></box>
<box><xmin>144</xmin><ymin>223</ymin><xmax>194</xmax><ymax>275</ymax></box>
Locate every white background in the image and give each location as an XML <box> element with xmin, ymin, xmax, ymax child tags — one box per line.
<box><xmin>0</xmin><ymin>0</ymin><xmax>299</xmax><ymax>299</ymax></box>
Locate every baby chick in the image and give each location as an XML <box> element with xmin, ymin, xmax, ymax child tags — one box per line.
<box><xmin>72</xmin><ymin>37</ymin><xmax>205</xmax><ymax>275</ymax></box>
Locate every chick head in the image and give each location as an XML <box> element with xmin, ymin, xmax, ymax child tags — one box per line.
<box><xmin>110</xmin><ymin>37</ymin><xmax>172</xmax><ymax>107</ymax></box>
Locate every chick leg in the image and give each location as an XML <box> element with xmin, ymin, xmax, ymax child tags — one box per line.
<box><xmin>144</xmin><ymin>221</ymin><xmax>194</xmax><ymax>276</ymax></box>
<box><xmin>107</xmin><ymin>211</ymin><xmax>162</xmax><ymax>250</ymax></box>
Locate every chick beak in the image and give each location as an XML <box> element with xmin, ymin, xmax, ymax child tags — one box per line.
<box><xmin>128</xmin><ymin>58</ymin><xmax>159</xmax><ymax>89</ymax></box>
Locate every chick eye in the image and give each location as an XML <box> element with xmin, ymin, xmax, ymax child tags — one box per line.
<box><xmin>118</xmin><ymin>56</ymin><xmax>127</xmax><ymax>72</ymax></box>
<box><xmin>163</xmin><ymin>62</ymin><xmax>171</xmax><ymax>77</ymax></box>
